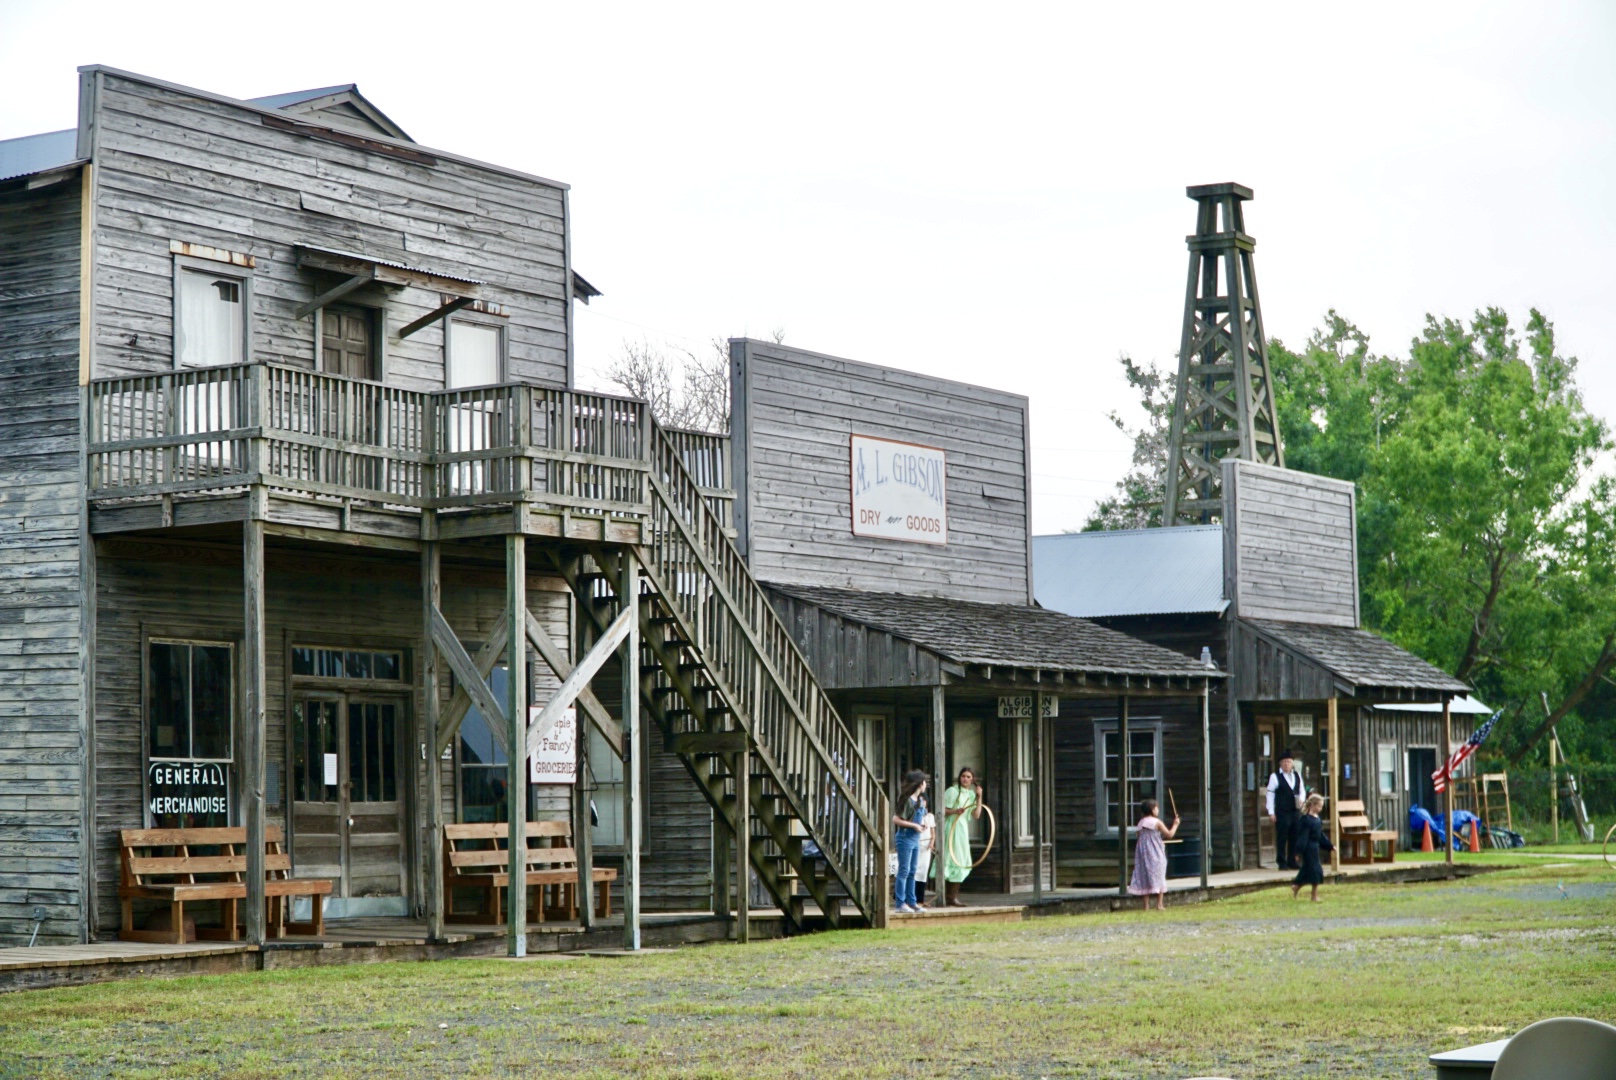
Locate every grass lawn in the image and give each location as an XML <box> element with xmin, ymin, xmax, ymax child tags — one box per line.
<box><xmin>2</xmin><ymin>861</ymin><xmax>1613</xmax><ymax>1080</ymax></box>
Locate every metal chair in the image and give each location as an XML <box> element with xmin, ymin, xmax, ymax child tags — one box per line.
<box><xmin>1491</xmin><ymin>1017</ymin><xmax>1616</xmax><ymax>1080</ymax></box>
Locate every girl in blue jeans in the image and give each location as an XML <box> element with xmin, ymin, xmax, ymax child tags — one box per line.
<box><xmin>892</xmin><ymin>770</ymin><xmax>928</xmax><ymax>913</ymax></box>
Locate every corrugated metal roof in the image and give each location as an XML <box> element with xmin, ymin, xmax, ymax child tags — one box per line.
<box><xmin>0</xmin><ymin>129</ymin><xmax>77</xmax><ymax>182</ymax></box>
<box><xmin>247</xmin><ymin>86</ymin><xmax>356</xmax><ymax>110</ymax></box>
<box><xmin>1033</xmin><ymin>526</ymin><xmax>1227</xmax><ymax>618</ymax></box>
<box><xmin>297</xmin><ymin>245</ymin><xmax>484</xmax><ymax>287</ymax></box>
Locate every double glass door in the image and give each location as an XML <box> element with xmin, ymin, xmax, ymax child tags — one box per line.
<box><xmin>290</xmin><ymin>694</ymin><xmax>409</xmax><ymax>911</ymax></box>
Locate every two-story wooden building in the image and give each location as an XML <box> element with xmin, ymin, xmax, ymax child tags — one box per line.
<box><xmin>0</xmin><ymin>68</ymin><xmax>896</xmax><ymax>948</ymax></box>
<box><xmin>729</xmin><ymin>340</ymin><xmax>1223</xmax><ymax>898</ymax></box>
<box><xmin>1035</xmin><ymin>459</ymin><xmax>1468</xmax><ymax>879</ymax></box>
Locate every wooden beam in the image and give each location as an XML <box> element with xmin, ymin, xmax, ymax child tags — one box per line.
<box><xmin>620</xmin><ymin>551</ymin><xmax>642</xmax><ymax>951</ymax></box>
<box><xmin>422</xmin><ymin>541</ymin><xmax>444</xmax><ymax>941</ymax></box>
<box><xmin>570</xmin><ymin>558</ymin><xmax>595</xmax><ymax>930</ymax></box>
<box><xmin>242</xmin><ymin>512</ymin><xmax>267</xmax><ymax>945</ymax></box>
<box><xmin>397</xmin><ymin>295</ymin><xmax>475</xmax><ymax>340</ymax></box>
<box><xmin>1200</xmin><ymin>682</ymin><xmax>1211</xmax><ymax>890</ymax></box>
<box><xmin>292</xmin><ymin>269</ymin><xmax>373</xmax><ymax>320</ymax></box>
<box><xmin>1033</xmin><ymin>691</ymin><xmax>1047</xmax><ymax>904</ymax></box>
<box><xmin>524</xmin><ymin>604</ymin><xmax>634</xmax><ymax>758</ymax></box>
<box><xmin>433</xmin><ymin>611</ymin><xmax>510</xmax><ymax>758</ymax></box>
<box><xmin>525</xmin><ymin>610</ymin><xmax>622</xmax><ymax>757</ymax></box>
<box><xmin>931</xmin><ymin>686</ymin><xmax>946</xmax><ymax>903</ymax></box>
<box><xmin>1328</xmin><ymin>696</ymin><xmax>1340</xmax><ymax>875</ymax></box>
<box><xmin>1118</xmin><ymin>694</ymin><xmax>1130</xmax><ymax>899</ymax></box>
<box><xmin>505</xmin><ymin>535</ymin><xmax>528</xmax><ymax>957</ymax></box>
<box><xmin>736</xmin><ymin>743</ymin><xmax>749</xmax><ymax>944</ymax></box>
<box><xmin>429</xmin><ymin>607</ymin><xmax>508</xmax><ymax>756</ymax></box>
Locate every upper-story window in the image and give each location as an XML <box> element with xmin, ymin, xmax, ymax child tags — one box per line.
<box><xmin>175</xmin><ymin>264</ymin><xmax>249</xmax><ymax>368</ymax></box>
<box><xmin>446</xmin><ymin>318</ymin><xmax>504</xmax><ymax>388</ymax></box>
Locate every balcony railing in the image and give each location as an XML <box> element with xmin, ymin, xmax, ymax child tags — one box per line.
<box><xmin>87</xmin><ymin>363</ymin><xmax>658</xmax><ymax>520</ymax></box>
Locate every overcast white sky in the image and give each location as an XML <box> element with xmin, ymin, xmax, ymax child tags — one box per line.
<box><xmin>4</xmin><ymin>2</ymin><xmax>1612</xmax><ymax>532</ymax></box>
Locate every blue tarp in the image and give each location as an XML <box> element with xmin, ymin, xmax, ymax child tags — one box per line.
<box><xmin>1410</xmin><ymin>804</ymin><xmax>1480</xmax><ymax>849</ymax></box>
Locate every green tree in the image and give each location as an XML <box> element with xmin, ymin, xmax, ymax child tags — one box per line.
<box><xmin>1082</xmin><ymin>354</ymin><xmax>1171</xmax><ymax>531</ymax></box>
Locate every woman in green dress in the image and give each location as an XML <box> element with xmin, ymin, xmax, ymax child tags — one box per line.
<box><xmin>941</xmin><ymin>766</ymin><xmax>984</xmax><ymax>907</ymax></box>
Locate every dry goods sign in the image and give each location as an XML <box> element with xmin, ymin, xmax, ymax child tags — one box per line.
<box><xmin>850</xmin><ymin>434</ymin><xmax>947</xmax><ymax>545</ymax></box>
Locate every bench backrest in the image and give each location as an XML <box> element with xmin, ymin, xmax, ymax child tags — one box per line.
<box><xmin>119</xmin><ymin>827</ymin><xmax>246</xmax><ymax>887</ymax></box>
<box><xmin>444</xmin><ymin>820</ymin><xmax>579</xmax><ymax>874</ymax></box>
<box><xmin>1336</xmin><ymin>800</ymin><xmax>1367</xmax><ymax>816</ymax></box>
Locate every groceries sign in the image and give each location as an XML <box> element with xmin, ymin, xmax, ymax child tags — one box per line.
<box><xmin>850</xmin><ymin>435</ymin><xmax>947</xmax><ymax>545</ymax></box>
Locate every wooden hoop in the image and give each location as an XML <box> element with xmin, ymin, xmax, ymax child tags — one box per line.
<box><xmin>943</xmin><ymin>799</ymin><xmax>998</xmax><ymax>871</ymax></box>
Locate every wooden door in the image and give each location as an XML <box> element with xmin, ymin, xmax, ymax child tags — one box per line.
<box><xmin>1254</xmin><ymin>719</ymin><xmax>1280</xmax><ymax>868</ymax></box>
<box><xmin>289</xmin><ymin>694</ymin><xmax>408</xmax><ymax>905</ymax></box>
<box><xmin>322</xmin><ymin>305</ymin><xmax>376</xmax><ymax>380</ymax></box>
<box><xmin>343</xmin><ymin>697</ymin><xmax>408</xmax><ymax>902</ymax></box>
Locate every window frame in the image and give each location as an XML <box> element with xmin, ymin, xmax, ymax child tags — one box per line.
<box><xmin>1014</xmin><ymin>717</ymin><xmax>1035</xmax><ymax>847</ymax></box>
<box><xmin>172</xmin><ymin>253</ymin><xmax>253</xmax><ymax>370</ymax></box>
<box><xmin>1376</xmin><ymin>742</ymin><xmax>1399</xmax><ymax>797</ymax></box>
<box><xmin>1091</xmin><ymin>717</ymin><xmax>1164</xmax><ymax>837</ymax></box>
<box><xmin>444</xmin><ymin>313</ymin><xmax>508</xmax><ymax>390</ymax></box>
<box><xmin>141</xmin><ymin>625</ymin><xmax>238</xmax><ymax>828</ymax></box>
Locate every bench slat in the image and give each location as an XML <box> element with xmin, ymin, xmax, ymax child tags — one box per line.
<box><xmin>130</xmin><ymin>855</ymin><xmax>245</xmax><ymax>877</ymax></box>
<box><xmin>121</xmin><ymin>827</ymin><xmax>245</xmax><ymax>846</ymax></box>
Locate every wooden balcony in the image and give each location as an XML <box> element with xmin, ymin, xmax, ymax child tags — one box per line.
<box><xmin>84</xmin><ymin>363</ymin><xmax>730</xmax><ymax>546</ymax></box>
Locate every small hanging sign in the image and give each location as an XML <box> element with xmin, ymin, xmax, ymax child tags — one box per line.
<box><xmin>529</xmin><ymin>706</ymin><xmax>578</xmax><ymax>784</ymax></box>
<box><xmin>1288</xmin><ymin>713</ymin><xmax>1315</xmax><ymax>736</ymax></box>
<box><xmin>997</xmin><ymin>694</ymin><xmax>1058</xmax><ymax>719</ymax></box>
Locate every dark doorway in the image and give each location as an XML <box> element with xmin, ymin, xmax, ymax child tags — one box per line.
<box><xmin>1408</xmin><ymin>747</ymin><xmax>1438</xmax><ymax>818</ymax></box>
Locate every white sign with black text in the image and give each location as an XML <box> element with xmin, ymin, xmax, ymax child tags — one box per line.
<box><xmin>528</xmin><ymin>705</ymin><xmax>578</xmax><ymax>784</ymax></box>
<box><xmin>850</xmin><ymin>435</ymin><xmax>947</xmax><ymax>545</ymax></box>
<box><xmin>1288</xmin><ymin>713</ymin><xmax>1315</xmax><ymax>736</ymax></box>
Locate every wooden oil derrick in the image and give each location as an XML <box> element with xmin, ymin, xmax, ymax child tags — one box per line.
<box><xmin>1162</xmin><ymin>182</ymin><xmax>1284</xmax><ymax>525</ymax></box>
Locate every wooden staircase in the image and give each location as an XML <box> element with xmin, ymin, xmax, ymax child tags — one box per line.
<box><xmin>551</xmin><ymin>424</ymin><xmax>888</xmax><ymax>932</ymax></box>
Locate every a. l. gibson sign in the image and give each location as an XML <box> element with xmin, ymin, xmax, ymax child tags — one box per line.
<box><xmin>850</xmin><ymin>434</ymin><xmax>947</xmax><ymax>545</ymax></box>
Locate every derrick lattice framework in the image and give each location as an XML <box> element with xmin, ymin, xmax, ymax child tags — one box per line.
<box><xmin>1162</xmin><ymin>182</ymin><xmax>1284</xmax><ymax>525</ymax></box>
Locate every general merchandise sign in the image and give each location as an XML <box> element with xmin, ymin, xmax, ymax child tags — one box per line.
<box><xmin>850</xmin><ymin>435</ymin><xmax>947</xmax><ymax>545</ymax></box>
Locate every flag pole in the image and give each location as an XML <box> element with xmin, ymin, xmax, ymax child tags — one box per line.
<box><xmin>1442</xmin><ymin>696</ymin><xmax>1454</xmax><ymax>870</ymax></box>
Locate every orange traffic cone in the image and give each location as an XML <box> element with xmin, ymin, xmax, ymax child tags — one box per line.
<box><xmin>1421</xmin><ymin>822</ymin><xmax>1434</xmax><ymax>852</ymax></box>
<box><xmin>1467</xmin><ymin>820</ymin><xmax>1482</xmax><ymax>853</ymax></box>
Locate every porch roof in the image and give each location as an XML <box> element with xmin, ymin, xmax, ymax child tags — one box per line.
<box><xmin>1242</xmin><ymin>618</ymin><xmax>1468</xmax><ymax>697</ymax></box>
<box><xmin>765</xmin><ymin>583</ymin><xmax>1223</xmax><ymax>682</ymax></box>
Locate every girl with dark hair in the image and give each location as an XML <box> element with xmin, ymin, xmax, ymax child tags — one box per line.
<box><xmin>892</xmin><ymin>770</ymin><xmax>929</xmax><ymax>913</ymax></box>
<box><xmin>1291</xmin><ymin>794</ymin><xmax>1332</xmax><ymax>902</ymax></box>
<box><xmin>941</xmin><ymin>766</ymin><xmax>985</xmax><ymax>907</ymax></box>
<box><xmin>1127</xmin><ymin>797</ymin><xmax>1180</xmax><ymax>911</ymax></box>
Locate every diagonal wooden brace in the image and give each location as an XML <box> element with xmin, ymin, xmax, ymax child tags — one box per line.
<box><xmin>524</xmin><ymin>604</ymin><xmax>634</xmax><ymax>759</ymax></box>
<box><xmin>435</xmin><ymin>611</ymin><xmax>511</xmax><ymax>758</ymax></box>
<box><xmin>525</xmin><ymin>610</ymin><xmax>623</xmax><ymax>758</ymax></box>
<box><xmin>430</xmin><ymin>606</ymin><xmax>509</xmax><ymax>758</ymax></box>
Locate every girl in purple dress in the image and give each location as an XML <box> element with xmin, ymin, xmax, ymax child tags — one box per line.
<box><xmin>1128</xmin><ymin>798</ymin><xmax>1180</xmax><ymax>911</ymax></box>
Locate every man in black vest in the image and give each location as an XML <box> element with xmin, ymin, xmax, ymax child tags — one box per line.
<box><xmin>1267</xmin><ymin>749</ymin><xmax>1307</xmax><ymax>869</ymax></box>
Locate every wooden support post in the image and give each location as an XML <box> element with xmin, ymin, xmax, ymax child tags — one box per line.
<box><xmin>1118</xmin><ymin>695</ymin><xmax>1130</xmax><ymax>898</ymax></box>
<box><xmin>620</xmin><ymin>550</ymin><xmax>642</xmax><ymax>951</ymax></box>
<box><xmin>1200</xmin><ymin>682</ymin><xmax>1212</xmax><ymax>890</ymax></box>
<box><xmin>1033</xmin><ymin>692</ymin><xmax>1047</xmax><ymax>904</ymax></box>
<box><xmin>505</xmin><ymin>534</ymin><xmax>528</xmax><ymax>957</ymax></box>
<box><xmin>242</xmin><ymin>510</ymin><xmax>267</xmax><ymax>946</ymax></box>
<box><xmin>571</xmin><ymin>563</ymin><xmax>595</xmax><ymax>930</ymax></box>
<box><xmin>423</xmin><ymin>541</ymin><xmax>444</xmax><ymax>940</ymax></box>
<box><xmin>1328</xmin><ymin>697</ymin><xmax>1340</xmax><ymax>874</ymax></box>
<box><xmin>735</xmin><ymin>745</ymin><xmax>749</xmax><ymax>944</ymax></box>
<box><xmin>712</xmin><ymin>806</ymin><xmax>730</xmax><ymax>930</ymax></box>
<box><xmin>931</xmin><ymin>685</ymin><xmax>947</xmax><ymax>902</ymax></box>
<box><xmin>1549</xmin><ymin>734</ymin><xmax>1559</xmax><ymax>845</ymax></box>
<box><xmin>1442</xmin><ymin>697</ymin><xmax>1454</xmax><ymax>868</ymax></box>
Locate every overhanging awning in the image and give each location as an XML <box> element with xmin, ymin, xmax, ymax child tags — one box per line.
<box><xmin>1235</xmin><ymin>617</ymin><xmax>1469</xmax><ymax>703</ymax></box>
<box><xmin>294</xmin><ymin>245</ymin><xmax>483</xmax><ymax>334</ymax></box>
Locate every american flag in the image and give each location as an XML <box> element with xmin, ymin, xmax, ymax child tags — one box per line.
<box><xmin>1432</xmin><ymin>711</ymin><xmax>1502</xmax><ymax>793</ymax></box>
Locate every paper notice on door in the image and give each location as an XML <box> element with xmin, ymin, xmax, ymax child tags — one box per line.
<box><xmin>323</xmin><ymin>752</ymin><xmax>338</xmax><ymax>786</ymax></box>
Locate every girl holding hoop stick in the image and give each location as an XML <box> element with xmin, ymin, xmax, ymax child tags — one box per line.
<box><xmin>1127</xmin><ymin>797</ymin><xmax>1180</xmax><ymax>911</ymax></box>
<box><xmin>941</xmin><ymin>767</ymin><xmax>985</xmax><ymax>907</ymax></box>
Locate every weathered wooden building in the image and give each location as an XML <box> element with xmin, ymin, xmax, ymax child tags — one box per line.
<box><xmin>730</xmin><ymin>340</ymin><xmax>1223</xmax><ymax>896</ymax></box>
<box><xmin>1035</xmin><ymin>459</ymin><xmax>1468</xmax><ymax>878</ymax></box>
<box><xmin>0</xmin><ymin>68</ymin><xmax>897</xmax><ymax>947</ymax></box>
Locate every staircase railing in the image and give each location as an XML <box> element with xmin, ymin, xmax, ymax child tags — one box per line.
<box><xmin>641</xmin><ymin>422</ymin><xmax>886</xmax><ymax>922</ymax></box>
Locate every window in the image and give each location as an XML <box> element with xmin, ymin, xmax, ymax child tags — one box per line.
<box><xmin>149</xmin><ymin>640</ymin><xmax>234</xmax><ymax>761</ymax></box>
<box><xmin>292</xmin><ymin>646</ymin><xmax>405</xmax><ymax>681</ymax></box>
<box><xmin>855</xmin><ymin>713</ymin><xmax>886</xmax><ymax>788</ymax></box>
<box><xmin>587</xmin><ymin>725</ymin><xmax>625</xmax><ymax>848</ymax></box>
<box><xmin>1015</xmin><ymin>718</ymin><xmax>1035</xmax><ymax>846</ymax></box>
<box><xmin>176</xmin><ymin>267</ymin><xmax>247</xmax><ymax>368</ymax></box>
<box><xmin>1378</xmin><ymin>744</ymin><xmax>1398</xmax><ymax>795</ymax></box>
<box><xmin>459</xmin><ymin>665</ymin><xmax>510</xmax><ymax>823</ymax></box>
<box><xmin>1094</xmin><ymin>721</ymin><xmax>1161</xmax><ymax>834</ymax></box>
<box><xmin>447</xmin><ymin>319</ymin><xmax>503</xmax><ymax>388</ymax></box>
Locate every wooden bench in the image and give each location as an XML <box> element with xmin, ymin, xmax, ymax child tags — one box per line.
<box><xmin>118</xmin><ymin>826</ymin><xmax>333</xmax><ymax>944</ymax></box>
<box><xmin>265</xmin><ymin>825</ymin><xmax>333</xmax><ymax>938</ymax></box>
<box><xmin>1336</xmin><ymin>800</ymin><xmax>1398</xmax><ymax>864</ymax></box>
<box><xmin>443</xmin><ymin>821</ymin><xmax>617</xmax><ymax>925</ymax></box>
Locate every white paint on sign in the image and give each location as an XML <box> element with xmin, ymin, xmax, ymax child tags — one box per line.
<box><xmin>1288</xmin><ymin>713</ymin><xmax>1315</xmax><ymax>736</ymax></box>
<box><xmin>529</xmin><ymin>705</ymin><xmax>577</xmax><ymax>784</ymax></box>
<box><xmin>850</xmin><ymin>434</ymin><xmax>947</xmax><ymax>545</ymax></box>
<box><xmin>997</xmin><ymin>694</ymin><xmax>1058</xmax><ymax>719</ymax></box>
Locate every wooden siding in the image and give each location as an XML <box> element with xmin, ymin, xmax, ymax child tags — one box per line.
<box><xmin>767</xmin><ymin>589</ymin><xmax>950</xmax><ymax>690</ymax></box>
<box><xmin>1360</xmin><ymin>707</ymin><xmax>1449</xmax><ymax>845</ymax></box>
<box><xmin>1060</xmin><ymin>614</ymin><xmax>1237</xmax><ymax>881</ymax></box>
<box><xmin>89</xmin><ymin>539</ymin><xmax>605</xmax><ymax>933</ymax></box>
<box><xmin>1227</xmin><ymin>618</ymin><xmax>1341</xmax><ymax>704</ymax></box>
<box><xmin>1223</xmin><ymin>460</ymin><xmax>1358</xmax><ymax>627</ymax></box>
<box><xmin>85</xmin><ymin>71</ymin><xmax>569</xmax><ymax>391</ymax></box>
<box><xmin>730</xmin><ymin>340</ymin><xmax>1032</xmax><ymax>605</ymax></box>
<box><xmin>0</xmin><ymin>176</ymin><xmax>88</xmax><ymax>946</ymax></box>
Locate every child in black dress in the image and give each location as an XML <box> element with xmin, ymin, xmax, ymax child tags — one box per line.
<box><xmin>1290</xmin><ymin>794</ymin><xmax>1333</xmax><ymax>903</ymax></box>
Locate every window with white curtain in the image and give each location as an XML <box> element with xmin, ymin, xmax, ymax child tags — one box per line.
<box><xmin>177</xmin><ymin>268</ymin><xmax>246</xmax><ymax>368</ymax></box>
<box><xmin>447</xmin><ymin>320</ymin><xmax>502</xmax><ymax>388</ymax></box>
